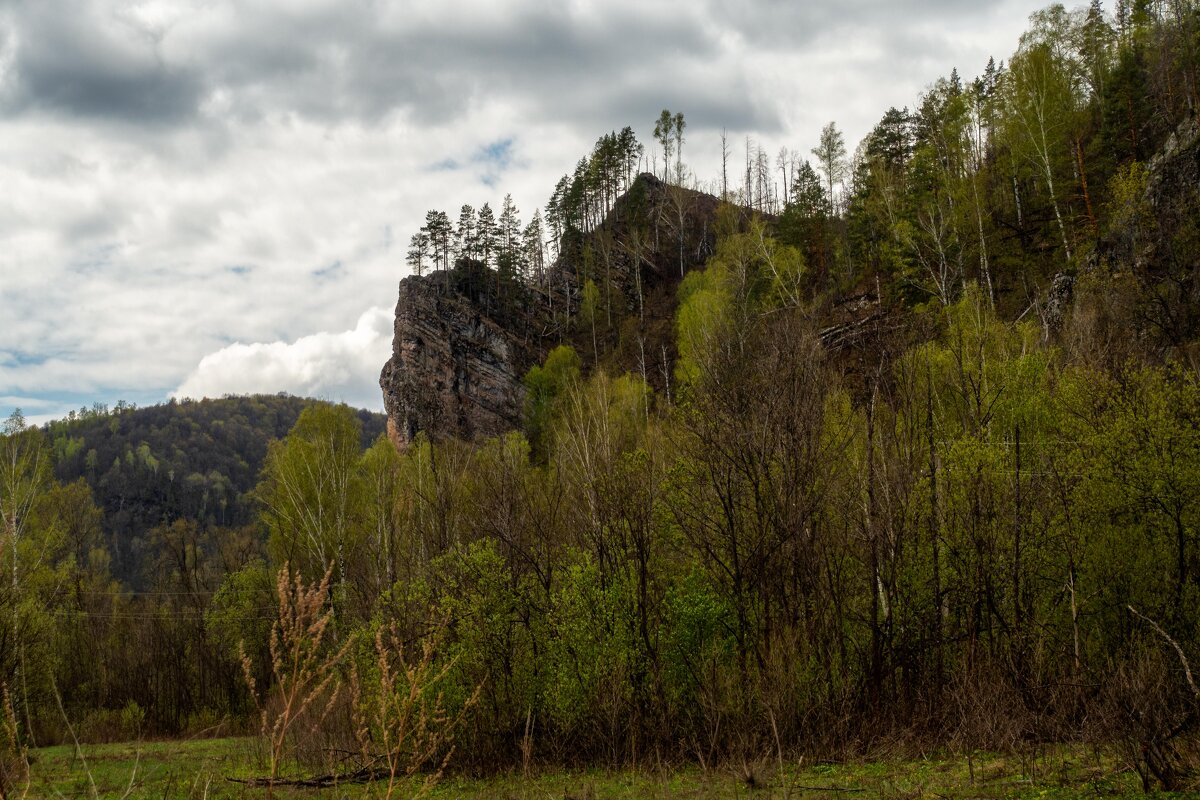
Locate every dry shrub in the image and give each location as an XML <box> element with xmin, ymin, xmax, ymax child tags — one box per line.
<box><xmin>349</xmin><ymin>621</ymin><xmax>478</xmax><ymax>800</ymax></box>
<box><xmin>239</xmin><ymin>580</ymin><xmax>474</xmax><ymax>799</ymax></box>
<box><xmin>945</xmin><ymin>661</ymin><xmax>1033</xmax><ymax>755</ymax></box>
<box><xmin>269</xmin><ymin>683</ymin><xmax>355</xmax><ymax>777</ymax></box>
<box><xmin>240</xmin><ymin>564</ymin><xmax>350</xmax><ymax>793</ymax></box>
<box><xmin>0</xmin><ymin>685</ymin><xmax>29</xmax><ymax>800</ymax></box>
<box><xmin>685</xmin><ymin>650</ymin><xmax>754</xmax><ymax>769</ymax></box>
<box><xmin>1092</xmin><ymin>650</ymin><xmax>1200</xmax><ymax>792</ymax></box>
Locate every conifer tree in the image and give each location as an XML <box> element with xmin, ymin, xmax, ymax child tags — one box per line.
<box><xmin>498</xmin><ymin>194</ymin><xmax>522</xmax><ymax>264</ymax></box>
<box><xmin>522</xmin><ymin>210</ymin><xmax>545</xmax><ymax>284</ymax></box>
<box><xmin>477</xmin><ymin>203</ymin><xmax>497</xmax><ymax>268</ymax></box>
<box><xmin>653</xmin><ymin>109</ymin><xmax>676</xmax><ymax>182</ymax></box>
<box><xmin>421</xmin><ymin>210</ymin><xmax>453</xmax><ymax>272</ymax></box>
<box><xmin>456</xmin><ymin>204</ymin><xmax>477</xmax><ymax>261</ymax></box>
<box><xmin>406</xmin><ymin>231</ymin><xmax>430</xmax><ymax>277</ymax></box>
<box><xmin>673</xmin><ymin>111</ymin><xmax>686</xmax><ymax>182</ymax></box>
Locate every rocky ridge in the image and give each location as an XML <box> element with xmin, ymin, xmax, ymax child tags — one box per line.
<box><xmin>380</xmin><ymin>173</ymin><xmax>728</xmax><ymax>448</ymax></box>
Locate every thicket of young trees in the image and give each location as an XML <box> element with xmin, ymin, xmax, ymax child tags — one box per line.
<box><xmin>837</xmin><ymin>0</ymin><xmax>1199</xmax><ymax>318</ymax></box>
<box><xmin>4</xmin><ymin>0</ymin><xmax>1200</xmax><ymax>792</ymax></box>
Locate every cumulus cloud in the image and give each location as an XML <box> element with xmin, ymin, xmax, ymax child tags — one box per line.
<box><xmin>172</xmin><ymin>307</ymin><xmax>393</xmax><ymax>410</ymax></box>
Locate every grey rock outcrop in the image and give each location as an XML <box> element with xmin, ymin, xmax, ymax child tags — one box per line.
<box><xmin>379</xmin><ymin>269</ymin><xmax>539</xmax><ymax>448</ymax></box>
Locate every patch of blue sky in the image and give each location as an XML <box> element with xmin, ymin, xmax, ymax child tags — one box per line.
<box><xmin>5</xmin><ymin>388</ymin><xmax>172</xmax><ymax>427</ymax></box>
<box><xmin>0</xmin><ymin>351</ymin><xmax>49</xmax><ymax>367</ymax></box>
<box><xmin>472</xmin><ymin>138</ymin><xmax>514</xmax><ymax>169</ymax></box>
<box><xmin>312</xmin><ymin>260</ymin><xmax>345</xmax><ymax>280</ymax></box>
<box><xmin>472</xmin><ymin>137</ymin><xmax>516</xmax><ymax>187</ymax></box>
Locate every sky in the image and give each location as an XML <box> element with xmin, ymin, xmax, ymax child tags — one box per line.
<box><xmin>0</xmin><ymin>0</ymin><xmax>1076</xmax><ymax>425</ymax></box>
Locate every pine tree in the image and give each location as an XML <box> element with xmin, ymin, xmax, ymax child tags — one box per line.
<box><xmin>522</xmin><ymin>210</ymin><xmax>545</xmax><ymax>284</ymax></box>
<box><xmin>866</xmin><ymin>107</ymin><xmax>915</xmax><ymax>174</ymax></box>
<box><xmin>617</xmin><ymin>126</ymin><xmax>642</xmax><ymax>188</ymax></box>
<box><xmin>790</xmin><ymin>161</ymin><xmax>826</xmax><ymax>218</ymax></box>
<box><xmin>406</xmin><ymin>231</ymin><xmax>430</xmax><ymax>277</ymax></box>
<box><xmin>673</xmin><ymin>111</ymin><xmax>686</xmax><ymax>183</ymax></box>
<box><xmin>456</xmin><ymin>204</ymin><xmax>476</xmax><ymax>261</ymax></box>
<box><xmin>498</xmin><ymin>194</ymin><xmax>522</xmax><ymax>264</ymax></box>
<box><xmin>546</xmin><ymin>176</ymin><xmax>569</xmax><ymax>257</ymax></box>
<box><xmin>653</xmin><ymin>109</ymin><xmax>676</xmax><ymax>182</ymax></box>
<box><xmin>477</xmin><ymin>203</ymin><xmax>497</xmax><ymax>268</ymax></box>
<box><xmin>421</xmin><ymin>210</ymin><xmax>453</xmax><ymax>271</ymax></box>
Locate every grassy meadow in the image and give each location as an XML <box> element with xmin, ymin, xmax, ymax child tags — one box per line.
<box><xmin>20</xmin><ymin>737</ymin><xmax>1192</xmax><ymax>799</ymax></box>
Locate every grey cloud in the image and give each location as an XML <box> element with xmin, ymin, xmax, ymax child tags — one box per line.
<box><xmin>0</xmin><ymin>0</ymin><xmax>741</xmax><ymax>128</ymax></box>
<box><xmin>1</xmin><ymin>1</ymin><xmax>205</xmax><ymax>124</ymax></box>
<box><xmin>702</xmin><ymin>0</ymin><xmax>1008</xmax><ymax>47</ymax></box>
<box><xmin>64</xmin><ymin>205</ymin><xmax>127</xmax><ymax>242</ymax></box>
<box><xmin>0</xmin><ymin>0</ymin><xmax>1035</xmax><ymax>135</ymax></box>
<box><xmin>203</xmin><ymin>2</ymin><xmax>731</xmax><ymax>126</ymax></box>
<box><xmin>598</xmin><ymin>64</ymin><xmax>782</xmax><ymax>134</ymax></box>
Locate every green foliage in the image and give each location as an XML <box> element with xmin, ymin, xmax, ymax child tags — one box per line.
<box><xmin>206</xmin><ymin>559</ymin><xmax>274</xmax><ymax>665</ymax></box>
<box><xmin>659</xmin><ymin>568</ymin><xmax>735</xmax><ymax>708</ymax></box>
<box><xmin>675</xmin><ymin>219</ymin><xmax>809</xmax><ymax>389</ymax></box>
<box><xmin>258</xmin><ymin>402</ymin><xmax>367</xmax><ymax>598</ymax></box>
<box><xmin>523</xmin><ymin>345</ymin><xmax>582</xmax><ymax>457</ymax></box>
<box><xmin>542</xmin><ymin>553</ymin><xmax>639</xmax><ymax>736</ymax></box>
<box><xmin>1105</xmin><ymin>161</ymin><xmax>1155</xmax><ymax>257</ymax></box>
<box><xmin>1068</xmin><ymin>365</ymin><xmax>1200</xmax><ymax>639</ymax></box>
<box><xmin>428</xmin><ymin>539</ymin><xmax>538</xmax><ymax>724</ymax></box>
<box><xmin>674</xmin><ymin>246</ymin><xmax>733</xmax><ymax>389</ymax></box>
<box><xmin>43</xmin><ymin>395</ymin><xmax>385</xmax><ymax>586</ymax></box>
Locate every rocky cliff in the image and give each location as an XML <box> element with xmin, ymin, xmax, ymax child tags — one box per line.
<box><xmin>379</xmin><ymin>267</ymin><xmax>539</xmax><ymax>448</ymax></box>
<box><xmin>1059</xmin><ymin>114</ymin><xmax>1200</xmax><ymax>350</ymax></box>
<box><xmin>380</xmin><ymin>173</ymin><xmax>729</xmax><ymax>447</ymax></box>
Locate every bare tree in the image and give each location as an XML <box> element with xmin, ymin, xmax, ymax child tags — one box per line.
<box><xmin>720</xmin><ymin>128</ymin><xmax>730</xmax><ymax>200</ymax></box>
<box><xmin>812</xmin><ymin>122</ymin><xmax>848</xmax><ymax>215</ymax></box>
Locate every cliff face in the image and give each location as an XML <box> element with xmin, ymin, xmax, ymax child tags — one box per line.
<box><xmin>379</xmin><ymin>173</ymin><xmax>728</xmax><ymax>447</ymax></box>
<box><xmin>380</xmin><ymin>269</ymin><xmax>538</xmax><ymax>448</ymax></box>
<box><xmin>1062</xmin><ymin>114</ymin><xmax>1200</xmax><ymax>347</ymax></box>
<box><xmin>1101</xmin><ymin>114</ymin><xmax>1200</xmax><ymax>276</ymax></box>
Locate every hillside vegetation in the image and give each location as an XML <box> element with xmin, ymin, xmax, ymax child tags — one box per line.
<box><xmin>42</xmin><ymin>395</ymin><xmax>385</xmax><ymax>585</ymax></box>
<box><xmin>4</xmin><ymin>2</ymin><xmax>1200</xmax><ymax>795</ymax></box>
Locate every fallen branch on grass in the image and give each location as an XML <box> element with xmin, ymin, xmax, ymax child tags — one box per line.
<box><xmin>786</xmin><ymin>786</ymin><xmax>865</xmax><ymax>793</ymax></box>
<box><xmin>226</xmin><ymin>766</ymin><xmax>391</xmax><ymax>789</ymax></box>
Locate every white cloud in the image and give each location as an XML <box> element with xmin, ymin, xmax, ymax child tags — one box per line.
<box><xmin>171</xmin><ymin>306</ymin><xmax>392</xmax><ymax>410</ymax></box>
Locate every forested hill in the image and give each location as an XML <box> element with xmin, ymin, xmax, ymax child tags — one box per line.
<box><xmin>386</xmin><ymin>0</ymin><xmax>1200</xmax><ymax>451</ymax></box>
<box><xmin>41</xmin><ymin>395</ymin><xmax>386</xmax><ymax>583</ymax></box>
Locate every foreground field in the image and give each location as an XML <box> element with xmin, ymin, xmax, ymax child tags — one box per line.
<box><xmin>21</xmin><ymin>737</ymin><xmax>1195</xmax><ymax>799</ymax></box>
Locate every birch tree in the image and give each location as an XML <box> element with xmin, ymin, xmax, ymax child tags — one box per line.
<box><xmin>1001</xmin><ymin>41</ymin><xmax>1081</xmax><ymax>264</ymax></box>
<box><xmin>0</xmin><ymin>411</ymin><xmax>49</xmax><ymax>729</ymax></box>
<box><xmin>812</xmin><ymin>122</ymin><xmax>848</xmax><ymax>215</ymax></box>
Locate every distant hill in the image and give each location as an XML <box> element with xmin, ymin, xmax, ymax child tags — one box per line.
<box><xmin>43</xmin><ymin>394</ymin><xmax>386</xmax><ymax>583</ymax></box>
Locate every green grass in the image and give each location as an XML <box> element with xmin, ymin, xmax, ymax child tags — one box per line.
<box><xmin>19</xmin><ymin>737</ymin><xmax>1191</xmax><ymax>799</ymax></box>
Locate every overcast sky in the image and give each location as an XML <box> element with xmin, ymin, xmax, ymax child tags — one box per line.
<box><xmin>1</xmin><ymin>0</ymin><xmax>1080</xmax><ymax>425</ymax></box>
